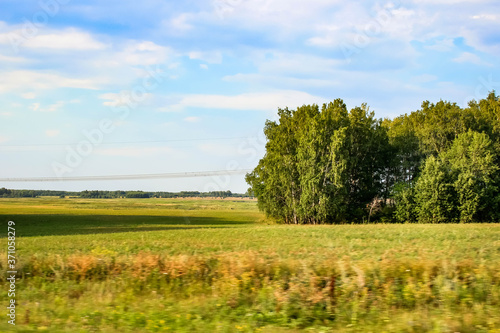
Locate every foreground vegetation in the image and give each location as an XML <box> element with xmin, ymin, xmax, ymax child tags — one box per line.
<box><xmin>1</xmin><ymin>197</ymin><xmax>500</xmax><ymax>332</ymax></box>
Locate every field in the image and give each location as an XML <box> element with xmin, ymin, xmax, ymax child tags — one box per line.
<box><xmin>1</xmin><ymin>197</ymin><xmax>500</xmax><ymax>332</ymax></box>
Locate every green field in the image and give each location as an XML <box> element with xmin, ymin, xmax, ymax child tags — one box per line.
<box><xmin>1</xmin><ymin>197</ymin><xmax>500</xmax><ymax>332</ymax></box>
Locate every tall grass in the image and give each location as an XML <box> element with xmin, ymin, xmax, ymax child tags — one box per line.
<box><xmin>1</xmin><ymin>198</ymin><xmax>500</xmax><ymax>332</ymax></box>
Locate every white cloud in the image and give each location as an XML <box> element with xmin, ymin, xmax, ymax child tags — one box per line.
<box><xmin>171</xmin><ymin>90</ymin><xmax>327</xmax><ymax>112</ymax></box>
<box><xmin>21</xmin><ymin>92</ymin><xmax>36</xmax><ymax>99</ymax></box>
<box><xmin>29</xmin><ymin>103</ymin><xmax>40</xmax><ymax>111</ymax></box>
<box><xmin>224</xmin><ymin>73</ymin><xmax>337</xmax><ymax>90</ymax></box>
<box><xmin>164</xmin><ymin>13</ymin><xmax>194</xmax><ymax>33</ymax></box>
<box><xmin>0</xmin><ymin>135</ymin><xmax>9</xmax><ymax>143</ymax></box>
<box><xmin>45</xmin><ymin>101</ymin><xmax>65</xmax><ymax>112</ymax></box>
<box><xmin>188</xmin><ymin>51</ymin><xmax>222</xmax><ymax>64</ymax></box>
<box><xmin>472</xmin><ymin>14</ymin><xmax>498</xmax><ymax>21</ymax></box>
<box><xmin>424</xmin><ymin>38</ymin><xmax>455</xmax><ymax>52</ymax></box>
<box><xmin>27</xmin><ymin>99</ymin><xmax>78</xmax><ymax>112</ymax></box>
<box><xmin>118</xmin><ymin>41</ymin><xmax>171</xmax><ymax>66</ymax></box>
<box><xmin>22</xmin><ymin>29</ymin><xmax>108</xmax><ymax>50</ymax></box>
<box><xmin>234</xmin><ymin>51</ymin><xmax>345</xmax><ymax>80</ymax></box>
<box><xmin>453</xmin><ymin>52</ymin><xmax>490</xmax><ymax>66</ymax></box>
<box><xmin>184</xmin><ymin>116</ymin><xmax>201</xmax><ymax>123</ymax></box>
<box><xmin>415</xmin><ymin>0</ymin><xmax>492</xmax><ymax>3</ymax></box>
<box><xmin>45</xmin><ymin>130</ymin><xmax>60</xmax><ymax>137</ymax></box>
<box><xmin>0</xmin><ymin>70</ymin><xmax>99</xmax><ymax>93</ymax></box>
<box><xmin>0</xmin><ymin>54</ymin><xmax>27</xmax><ymax>63</ymax></box>
<box><xmin>305</xmin><ymin>3</ymin><xmax>434</xmax><ymax>50</ymax></box>
<box><xmin>99</xmin><ymin>92</ymin><xmax>153</xmax><ymax>107</ymax></box>
<box><xmin>0</xmin><ymin>22</ymin><xmax>175</xmax><ymax>93</ymax></box>
<box><xmin>200</xmin><ymin>64</ymin><xmax>209</xmax><ymax>70</ymax></box>
<box><xmin>209</xmin><ymin>0</ymin><xmax>343</xmax><ymax>36</ymax></box>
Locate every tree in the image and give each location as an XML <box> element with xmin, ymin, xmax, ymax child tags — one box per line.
<box><xmin>246</xmin><ymin>99</ymin><xmax>390</xmax><ymax>224</ymax></box>
<box><xmin>392</xmin><ymin>182</ymin><xmax>416</xmax><ymax>223</ymax></box>
<box><xmin>246</xmin><ymin>106</ymin><xmax>305</xmax><ymax>224</ymax></box>
<box><xmin>414</xmin><ymin>155</ymin><xmax>457</xmax><ymax>223</ymax></box>
<box><xmin>344</xmin><ymin>105</ymin><xmax>390</xmax><ymax>219</ymax></box>
<box><xmin>410</xmin><ymin>130</ymin><xmax>500</xmax><ymax>223</ymax></box>
<box><xmin>410</xmin><ymin>100</ymin><xmax>468</xmax><ymax>155</ymax></box>
<box><xmin>249</xmin><ymin>94</ymin><xmax>500</xmax><ymax>224</ymax></box>
<box><xmin>383</xmin><ymin>115</ymin><xmax>423</xmax><ymax>186</ymax></box>
<box><xmin>295</xmin><ymin>100</ymin><xmax>350</xmax><ymax>223</ymax></box>
<box><xmin>444</xmin><ymin>130</ymin><xmax>499</xmax><ymax>222</ymax></box>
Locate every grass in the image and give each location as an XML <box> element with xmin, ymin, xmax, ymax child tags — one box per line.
<box><xmin>1</xmin><ymin>197</ymin><xmax>500</xmax><ymax>332</ymax></box>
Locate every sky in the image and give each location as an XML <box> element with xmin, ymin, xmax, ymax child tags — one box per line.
<box><xmin>0</xmin><ymin>0</ymin><xmax>499</xmax><ymax>193</ymax></box>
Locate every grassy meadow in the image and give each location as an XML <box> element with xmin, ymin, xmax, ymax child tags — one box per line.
<box><xmin>1</xmin><ymin>197</ymin><xmax>500</xmax><ymax>332</ymax></box>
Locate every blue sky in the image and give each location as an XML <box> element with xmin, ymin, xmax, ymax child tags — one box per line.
<box><xmin>0</xmin><ymin>0</ymin><xmax>499</xmax><ymax>193</ymax></box>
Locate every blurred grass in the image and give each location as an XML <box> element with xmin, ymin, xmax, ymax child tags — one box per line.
<box><xmin>1</xmin><ymin>197</ymin><xmax>500</xmax><ymax>332</ymax></box>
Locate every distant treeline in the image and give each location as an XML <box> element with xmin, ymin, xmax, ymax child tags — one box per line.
<box><xmin>246</xmin><ymin>92</ymin><xmax>500</xmax><ymax>224</ymax></box>
<box><xmin>0</xmin><ymin>188</ymin><xmax>79</xmax><ymax>198</ymax></box>
<box><xmin>0</xmin><ymin>188</ymin><xmax>247</xmax><ymax>199</ymax></box>
<box><xmin>80</xmin><ymin>190</ymin><xmax>243</xmax><ymax>199</ymax></box>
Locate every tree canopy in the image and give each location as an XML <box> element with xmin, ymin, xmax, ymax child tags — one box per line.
<box><xmin>247</xmin><ymin>92</ymin><xmax>500</xmax><ymax>224</ymax></box>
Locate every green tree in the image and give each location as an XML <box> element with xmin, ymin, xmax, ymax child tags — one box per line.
<box><xmin>247</xmin><ymin>99</ymin><xmax>390</xmax><ymax>224</ymax></box>
<box><xmin>296</xmin><ymin>100</ymin><xmax>350</xmax><ymax>223</ymax></box>
<box><xmin>444</xmin><ymin>130</ymin><xmax>499</xmax><ymax>222</ymax></box>
<box><xmin>392</xmin><ymin>182</ymin><xmax>417</xmax><ymax>223</ymax></box>
<box><xmin>383</xmin><ymin>115</ymin><xmax>423</xmax><ymax>186</ymax></box>
<box><xmin>414</xmin><ymin>155</ymin><xmax>457</xmax><ymax>223</ymax></box>
<box><xmin>410</xmin><ymin>100</ymin><xmax>468</xmax><ymax>155</ymax></box>
<box><xmin>344</xmin><ymin>104</ymin><xmax>391</xmax><ymax>220</ymax></box>
<box><xmin>246</xmin><ymin>106</ymin><xmax>304</xmax><ymax>224</ymax></box>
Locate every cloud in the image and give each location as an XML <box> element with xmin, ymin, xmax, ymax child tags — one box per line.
<box><xmin>208</xmin><ymin>0</ymin><xmax>343</xmax><ymax>35</ymax></box>
<box><xmin>254</xmin><ymin>52</ymin><xmax>344</xmax><ymax>76</ymax></box>
<box><xmin>188</xmin><ymin>51</ymin><xmax>222</xmax><ymax>64</ymax></box>
<box><xmin>200</xmin><ymin>64</ymin><xmax>208</xmax><ymax>70</ymax></box>
<box><xmin>453</xmin><ymin>52</ymin><xmax>490</xmax><ymax>66</ymax></box>
<box><xmin>0</xmin><ymin>22</ymin><xmax>175</xmax><ymax>94</ymax></box>
<box><xmin>164</xmin><ymin>13</ymin><xmax>195</xmax><ymax>33</ymax></box>
<box><xmin>28</xmin><ymin>99</ymin><xmax>78</xmax><ymax>112</ymax></box>
<box><xmin>0</xmin><ymin>54</ymin><xmax>27</xmax><ymax>63</ymax></box>
<box><xmin>21</xmin><ymin>92</ymin><xmax>36</xmax><ymax>99</ymax></box>
<box><xmin>472</xmin><ymin>14</ymin><xmax>498</xmax><ymax>21</ymax></box>
<box><xmin>224</xmin><ymin>73</ymin><xmax>338</xmax><ymax>90</ymax></box>
<box><xmin>22</xmin><ymin>29</ymin><xmax>108</xmax><ymax>50</ymax></box>
<box><xmin>45</xmin><ymin>101</ymin><xmax>65</xmax><ymax>112</ymax></box>
<box><xmin>0</xmin><ymin>70</ymin><xmax>99</xmax><ymax>93</ymax></box>
<box><xmin>117</xmin><ymin>41</ymin><xmax>171</xmax><ymax>66</ymax></box>
<box><xmin>45</xmin><ymin>130</ymin><xmax>60</xmax><ymax>137</ymax></box>
<box><xmin>184</xmin><ymin>116</ymin><xmax>201</xmax><ymax>123</ymax></box>
<box><xmin>415</xmin><ymin>0</ymin><xmax>492</xmax><ymax>4</ymax></box>
<box><xmin>99</xmin><ymin>92</ymin><xmax>153</xmax><ymax>107</ymax></box>
<box><xmin>29</xmin><ymin>103</ymin><xmax>40</xmax><ymax>111</ymax></box>
<box><xmin>0</xmin><ymin>135</ymin><xmax>9</xmax><ymax>143</ymax></box>
<box><xmin>424</xmin><ymin>38</ymin><xmax>455</xmax><ymax>52</ymax></box>
<box><xmin>171</xmin><ymin>90</ymin><xmax>327</xmax><ymax>112</ymax></box>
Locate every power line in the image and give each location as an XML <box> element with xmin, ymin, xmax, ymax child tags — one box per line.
<box><xmin>0</xmin><ymin>169</ymin><xmax>252</xmax><ymax>182</ymax></box>
<box><xmin>0</xmin><ymin>136</ymin><xmax>257</xmax><ymax>149</ymax></box>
